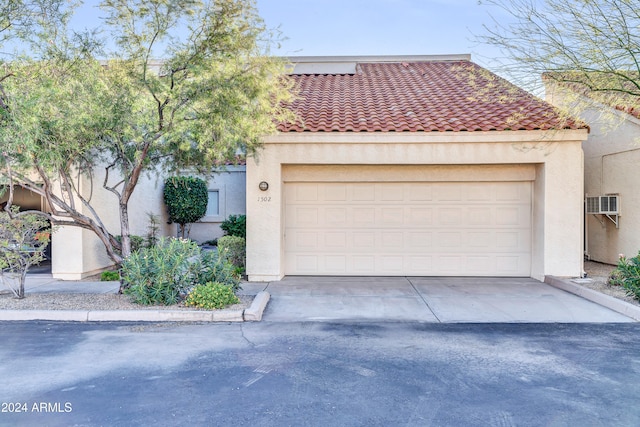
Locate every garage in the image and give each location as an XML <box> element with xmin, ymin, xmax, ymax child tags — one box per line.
<box><xmin>246</xmin><ymin>56</ymin><xmax>588</xmax><ymax>282</ymax></box>
<box><xmin>284</xmin><ymin>167</ymin><xmax>532</xmax><ymax>276</ymax></box>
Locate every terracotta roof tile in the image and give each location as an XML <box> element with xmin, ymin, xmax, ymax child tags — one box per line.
<box><xmin>279</xmin><ymin>61</ymin><xmax>586</xmax><ymax>132</ymax></box>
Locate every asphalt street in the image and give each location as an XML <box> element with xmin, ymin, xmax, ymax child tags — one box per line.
<box><xmin>1</xmin><ymin>321</ymin><xmax>639</xmax><ymax>426</ymax></box>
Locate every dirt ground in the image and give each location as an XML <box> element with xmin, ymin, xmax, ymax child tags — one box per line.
<box><xmin>582</xmin><ymin>260</ymin><xmax>639</xmax><ymax>307</ymax></box>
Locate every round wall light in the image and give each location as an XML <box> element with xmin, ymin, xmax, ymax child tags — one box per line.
<box><xmin>259</xmin><ymin>181</ymin><xmax>269</xmax><ymax>191</ymax></box>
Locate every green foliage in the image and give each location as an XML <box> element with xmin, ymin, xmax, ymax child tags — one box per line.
<box><xmin>120</xmin><ymin>237</ymin><xmax>240</xmax><ymax>305</ymax></box>
<box><xmin>479</xmin><ymin>0</ymin><xmax>640</xmax><ymax>113</ymax></box>
<box><xmin>217</xmin><ymin>235</ymin><xmax>245</xmax><ymax>269</ymax></box>
<box><xmin>609</xmin><ymin>252</ymin><xmax>640</xmax><ymax>301</ymax></box>
<box><xmin>121</xmin><ymin>237</ymin><xmax>202</xmax><ymax>305</ymax></box>
<box><xmin>100</xmin><ymin>271</ymin><xmax>120</xmax><ymax>281</ymax></box>
<box><xmin>184</xmin><ymin>282</ymin><xmax>239</xmax><ymax>310</ymax></box>
<box><xmin>164</xmin><ymin>176</ymin><xmax>208</xmax><ymax>238</ymax></box>
<box><xmin>220</xmin><ymin>214</ymin><xmax>246</xmax><ymax>239</ymax></box>
<box><xmin>115</xmin><ymin>235</ymin><xmax>145</xmax><ymax>255</ymax></box>
<box><xmin>0</xmin><ymin>0</ymin><xmax>297</xmax><ymax>265</ymax></box>
<box><xmin>0</xmin><ymin>206</ymin><xmax>51</xmax><ymax>298</ymax></box>
<box><xmin>199</xmin><ymin>249</ymin><xmax>241</xmax><ymax>292</ymax></box>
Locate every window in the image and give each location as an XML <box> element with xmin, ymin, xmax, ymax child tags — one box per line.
<box><xmin>206</xmin><ymin>190</ymin><xmax>219</xmax><ymax>216</ymax></box>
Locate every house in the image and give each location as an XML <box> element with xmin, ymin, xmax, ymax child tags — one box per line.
<box><xmin>246</xmin><ymin>55</ymin><xmax>589</xmax><ymax>282</ymax></box>
<box><xmin>546</xmin><ymin>79</ymin><xmax>640</xmax><ymax>266</ymax></box>
<box><xmin>2</xmin><ymin>164</ymin><xmax>246</xmax><ymax>280</ymax></box>
<box><xmin>6</xmin><ymin>54</ymin><xmax>588</xmax><ymax>281</ymax></box>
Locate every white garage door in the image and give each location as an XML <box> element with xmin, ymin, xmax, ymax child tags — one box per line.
<box><xmin>284</xmin><ymin>181</ymin><xmax>532</xmax><ymax>276</ymax></box>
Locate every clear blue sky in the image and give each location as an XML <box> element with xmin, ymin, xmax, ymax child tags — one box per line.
<box><xmin>255</xmin><ymin>0</ymin><xmax>509</xmax><ymax>68</ymax></box>
<box><xmin>68</xmin><ymin>0</ymin><xmax>512</xmax><ymax>72</ymax></box>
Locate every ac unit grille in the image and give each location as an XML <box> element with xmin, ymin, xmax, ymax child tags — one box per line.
<box><xmin>586</xmin><ymin>195</ymin><xmax>619</xmax><ymax>214</ymax></box>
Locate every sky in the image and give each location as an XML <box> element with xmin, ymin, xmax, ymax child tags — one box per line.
<box><xmin>255</xmin><ymin>0</ymin><xmax>507</xmax><ymax>66</ymax></box>
<box><xmin>67</xmin><ymin>0</ymin><xmax>512</xmax><ymax>73</ymax></box>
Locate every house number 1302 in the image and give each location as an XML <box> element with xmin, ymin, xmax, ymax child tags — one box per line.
<box><xmin>258</xmin><ymin>196</ymin><xmax>271</xmax><ymax>202</ymax></box>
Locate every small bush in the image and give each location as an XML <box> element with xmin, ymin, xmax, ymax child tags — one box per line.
<box><xmin>200</xmin><ymin>250</ymin><xmax>241</xmax><ymax>292</ymax></box>
<box><xmin>609</xmin><ymin>252</ymin><xmax>640</xmax><ymax>301</ymax></box>
<box><xmin>220</xmin><ymin>214</ymin><xmax>246</xmax><ymax>239</ymax></box>
<box><xmin>120</xmin><ymin>237</ymin><xmax>240</xmax><ymax>305</ymax></box>
<box><xmin>121</xmin><ymin>237</ymin><xmax>202</xmax><ymax>305</ymax></box>
<box><xmin>100</xmin><ymin>271</ymin><xmax>120</xmax><ymax>281</ymax></box>
<box><xmin>184</xmin><ymin>282</ymin><xmax>239</xmax><ymax>309</ymax></box>
<box><xmin>217</xmin><ymin>235</ymin><xmax>245</xmax><ymax>269</ymax></box>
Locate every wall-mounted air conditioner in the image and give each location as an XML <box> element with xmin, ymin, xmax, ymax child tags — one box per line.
<box><xmin>585</xmin><ymin>195</ymin><xmax>619</xmax><ymax>228</ymax></box>
<box><xmin>586</xmin><ymin>195</ymin><xmax>619</xmax><ymax>215</ymax></box>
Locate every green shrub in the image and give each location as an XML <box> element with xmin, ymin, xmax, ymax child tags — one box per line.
<box><xmin>114</xmin><ymin>235</ymin><xmax>145</xmax><ymax>255</ymax></box>
<box><xmin>100</xmin><ymin>271</ymin><xmax>120</xmax><ymax>281</ymax></box>
<box><xmin>217</xmin><ymin>235</ymin><xmax>245</xmax><ymax>269</ymax></box>
<box><xmin>200</xmin><ymin>250</ymin><xmax>241</xmax><ymax>292</ymax></box>
<box><xmin>609</xmin><ymin>252</ymin><xmax>640</xmax><ymax>300</ymax></box>
<box><xmin>184</xmin><ymin>282</ymin><xmax>239</xmax><ymax>309</ymax></box>
<box><xmin>120</xmin><ymin>237</ymin><xmax>240</xmax><ymax>305</ymax></box>
<box><xmin>121</xmin><ymin>237</ymin><xmax>202</xmax><ymax>305</ymax></box>
<box><xmin>164</xmin><ymin>176</ymin><xmax>208</xmax><ymax>238</ymax></box>
<box><xmin>220</xmin><ymin>214</ymin><xmax>246</xmax><ymax>239</ymax></box>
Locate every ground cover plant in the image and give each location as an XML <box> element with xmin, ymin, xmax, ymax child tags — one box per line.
<box><xmin>184</xmin><ymin>281</ymin><xmax>239</xmax><ymax>309</ymax></box>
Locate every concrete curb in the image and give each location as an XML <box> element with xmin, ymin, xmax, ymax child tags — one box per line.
<box><xmin>0</xmin><ymin>291</ymin><xmax>271</xmax><ymax>323</ymax></box>
<box><xmin>243</xmin><ymin>291</ymin><xmax>270</xmax><ymax>321</ymax></box>
<box><xmin>545</xmin><ymin>276</ymin><xmax>640</xmax><ymax>321</ymax></box>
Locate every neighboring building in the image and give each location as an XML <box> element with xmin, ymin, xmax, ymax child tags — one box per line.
<box><xmin>246</xmin><ymin>55</ymin><xmax>589</xmax><ymax>282</ymax></box>
<box><xmin>2</xmin><ymin>164</ymin><xmax>246</xmax><ymax>280</ymax></box>
<box><xmin>547</xmin><ymin>81</ymin><xmax>640</xmax><ymax>265</ymax></box>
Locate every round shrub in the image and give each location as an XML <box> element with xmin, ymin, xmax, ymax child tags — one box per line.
<box><xmin>163</xmin><ymin>176</ymin><xmax>208</xmax><ymax>238</ymax></box>
<box><xmin>184</xmin><ymin>282</ymin><xmax>240</xmax><ymax>309</ymax></box>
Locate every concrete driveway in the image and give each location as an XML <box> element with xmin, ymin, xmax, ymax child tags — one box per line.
<box><xmin>254</xmin><ymin>276</ymin><xmax>634</xmax><ymax>323</ymax></box>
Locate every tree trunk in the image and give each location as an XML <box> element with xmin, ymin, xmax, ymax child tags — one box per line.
<box><xmin>119</xmin><ymin>201</ymin><xmax>131</xmax><ymax>259</ymax></box>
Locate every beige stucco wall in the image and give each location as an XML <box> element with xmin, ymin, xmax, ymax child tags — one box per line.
<box><xmin>50</xmin><ymin>166</ymin><xmax>246</xmax><ymax>279</ymax></box>
<box><xmin>547</xmin><ymin>82</ymin><xmax>640</xmax><ymax>265</ymax></box>
<box><xmin>51</xmin><ymin>168</ymin><xmax>173</xmax><ymax>280</ymax></box>
<box><xmin>582</xmin><ymin>112</ymin><xmax>640</xmax><ymax>264</ymax></box>
<box><xmin>246</xmin><ymin>130</ymin><xmax>587</xmax><ymax>282</ymax></box>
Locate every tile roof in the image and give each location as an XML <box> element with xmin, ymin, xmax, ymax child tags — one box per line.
<box><xmin>279</xmin><ymin>60</ymin><xmax>586</xmax><ymax>132</ymax></box>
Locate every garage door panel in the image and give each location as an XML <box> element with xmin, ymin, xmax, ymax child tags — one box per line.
<box><xmin>285</xmin><ymin>181</ymin><xmax>532</xmax><ymax>276</ymax></box>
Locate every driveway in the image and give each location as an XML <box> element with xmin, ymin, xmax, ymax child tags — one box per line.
<box><xmin>256</xmin><ymin>276</ymin><xmax>634</xmax><ymax>323</ymax></box>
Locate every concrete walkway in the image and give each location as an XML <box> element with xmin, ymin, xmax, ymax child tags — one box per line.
<box><xmin>2</xmin><ymin>274</ymin><xmax>637</xmax><ymax>323</ymax></box>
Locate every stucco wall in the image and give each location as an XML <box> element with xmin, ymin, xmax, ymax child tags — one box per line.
<box><xmin>52</xmin><ymin>167</ymin><xmax>173</xmax><ymax>280</ymax></box>
<box><xmin>51</xmin><ymin>165</ymin><xmax>246</xmax><ymax>279</ymax></box>
<box><xmin>186</xmin><ymin>166</ymin><xmax>247</xmax><ymax>243</ymax></box>
<box><xmin>246</xmin><ymin>131</ymin><xmax>586</xmax><ymax>282</ymax></box>
<box><xmin>582</xmin><ymin>113</ymin><xmax>640</xmax><ymax>264</ymax></box>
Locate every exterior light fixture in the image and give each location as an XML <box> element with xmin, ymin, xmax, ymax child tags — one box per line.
<box><xmin>259</xmin><ymin>181</ymin><xmax>269</xmax><ymax>191</ymax></box>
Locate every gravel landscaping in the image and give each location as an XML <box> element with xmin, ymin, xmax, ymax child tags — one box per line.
<box><xmin>0</xmin><ymin>290</ymin><xmax>253</xmax><ymax>311</ymax></box>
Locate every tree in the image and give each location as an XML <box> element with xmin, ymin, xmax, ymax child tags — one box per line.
<box><xmin>0</xmin><ymin>206</ymin><xmax>51</xmax><ymax>299</ymax></box>
<box><xmin>0</xmin><ymin>0</ymin><xmax>296</xmax><ymax>266</ymax></box>
<box><xmin>163</xmin><ymin>176</ymin><xmax>208</xmax><ymax>238</ymax></box>
<box><xmin>479</xmin><ymin>0</ymin><xmax>640</xmax><ymax>119</ymax></box>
